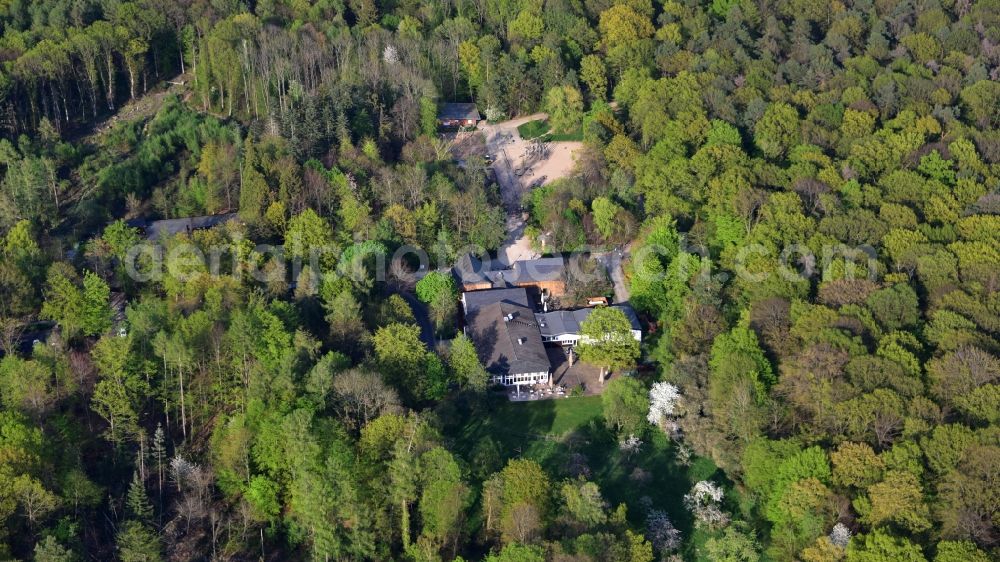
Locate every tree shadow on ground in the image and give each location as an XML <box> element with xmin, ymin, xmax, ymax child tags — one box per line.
<box><xmin>442</xmin><ymin>394</ymin><xmax>558</xmax><ymax>463</ymax></box>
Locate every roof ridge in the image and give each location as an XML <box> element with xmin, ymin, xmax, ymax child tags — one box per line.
<box><xmin>502</xmin><ymin>312</ymin><xmax>526</xmax><ymax>361</ymax></box>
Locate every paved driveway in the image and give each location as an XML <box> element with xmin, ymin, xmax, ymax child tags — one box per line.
<box><xmin>392</xmin><ymin>290</ymin><xmax>437</xmax><ymax>348</ymax></box>
<box><xmin>592</xmin><ymin>247</ymin><xmax>631</xmax><ymax>304</ymax></box>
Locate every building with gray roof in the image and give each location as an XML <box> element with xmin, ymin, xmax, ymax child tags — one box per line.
<box><xmin>437</xmin><ymin>103</ymin><xmax>481</xmax><ymax>127</ymax></box>
<box><xmin>461</xmin><ymin>288</ymin><xmax>550</xmax><ymax>387</ymax></box>
<box><xmin>141</xmin><ymin>213</ymin><xmax>241</xmax><ymax>239</ymax></box>
<box><xmin>461</xmin><ymin>288</ymin><xmax>642</xmax><ymax>388</ymax></box>
<box><xmin>453</xmin><ymin>253</ymin><xmax>567</xmax><ymax>296</ymax></box>
<box><xmin>535</xmin><ymin>304</ymin><xmax>642</xmax><ymax>346</ymax></box>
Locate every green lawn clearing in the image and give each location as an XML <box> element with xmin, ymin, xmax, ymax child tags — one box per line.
<box><xmin>547</xmin><ymin>129</ymin><xmax>584</xmax><ymax>141</ymax></box>
<box><xmin>451</xmin><ymin>395</ymin><xmax>603</xmax><ymax>453</ymax></box>
<box><xmin>517</xmin><ymin>119</ymin><xmax>550</xmax><ymax>139</ymax></box>
<box><xmin>516</xmin><ymin>119</ymin><xmax>584</xmax><ymax>142</ymax></box>
<box><xmin>509</xmin><ymin>396</ymin><xmax>605</xmax><ymax>434</ymax></box>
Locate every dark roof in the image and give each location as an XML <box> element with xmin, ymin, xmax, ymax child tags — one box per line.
<box><xmin>463</xmin><ymin>288</ymin><xmax>549</xmax><ymax>376</ymax></box>
<box><xmin>463</xmin><ymin>287</ymin><xmax>531</xmax><ymax>314</ymax></box>
<box><xmin>535</xmin><ymin>304</ymin><xmax>641</xmax><ymax>338</ymax></box>
<box><xmin>466</xmin><ymin>298</ymin><xmax>549</xmax><ymax>376</ymax></box>
<box><xmin>438</xmin><ymin>103</ymin><xmax>481</xmax><ymax>121</ymax></box>
<box><xmin>507</xmin><ymin>257</ymin><xmax>565</xmax><ymax>284</ymax></box>
<box><xmin>535</xmin><ymin>308</ymin><xmax>590</xmax><ymax>337</ymax></box>
<box><xmin>145</xmin><ymin>213</ymin><xmax>240</xmax><ymax>239</ymax></box>
<box><xmin>453</xmin><ymin>254</ymin><xmax>566</xmax><ymax>288</ymax></box>
<box><xmin>614</xmin><ymin>304</ymin><xmax>643</xmax><ymax>332</ymax></box>
<box><xmin>453</xmin><ymin>253</ymin><xmax>492</xmax><ymax>286</ymax></box>
<box><xmin>110</xmin><ymin>292</ymin><xmax>128</xmax><ymax>324</ymax></box>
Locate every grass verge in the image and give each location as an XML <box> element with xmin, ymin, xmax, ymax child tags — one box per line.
<box><xmin>517</xmin><ymin>119</ymin><xmax>550</xmax><ymax>139</ymax></box>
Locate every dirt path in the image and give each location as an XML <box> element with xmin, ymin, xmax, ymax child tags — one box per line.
<box><xmin>496</xmin><ymin>214</ymin><xmax>534</xmax><ymax>267</ymax></box>
<box><xmin>478</xmin><ymin>114</ymin><xmax>584</xmax><ymax>264</ymax></box>
<box><xmin>609</xmin><ymin>251</ymin><xmax>630</xmax><ymax>303</ymax></box>
<box><xmin>595</xmin><ymin>247</ymin><xmax>631</xmax><ymax>304</ymax></box>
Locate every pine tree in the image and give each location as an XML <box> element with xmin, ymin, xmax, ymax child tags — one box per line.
<box><xmin>117</xmin><ymin>520</ymin><xmax>163</xmax><ymax>562</ymax></box>
<box><xmin>126</xmin><ymin>471</ymin><xmax>154</xmax><ymax>523</ymax></box>
<box><xmin>33</xmin><ymin>536</ymin><xmax>75</xmax><ymax>562</ymax></box>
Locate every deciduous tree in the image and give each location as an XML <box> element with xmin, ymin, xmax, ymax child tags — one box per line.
<box><xmin>578</xmin><ymin>307</ymin><xmax>640</xmax><ymax>381</ymax></box>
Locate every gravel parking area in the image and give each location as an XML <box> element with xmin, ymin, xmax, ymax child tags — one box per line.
<box><xmin>473</xmin><ymin>114</ymin><xmax>584</xmax><ymax>264</ymax></box>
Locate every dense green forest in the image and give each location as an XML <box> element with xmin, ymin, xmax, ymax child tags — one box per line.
<box><xmin>1</xmin><ymin>0</ymin><xmax>999</xmax><ymax>560</ymax></box>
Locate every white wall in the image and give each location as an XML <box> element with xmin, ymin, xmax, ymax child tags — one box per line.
<box><xmin>491</xmin><ymin>371</ymin><xmax>549</xmax><ymax>386</ymax></box>
<box><xmin>543</xmin><ymin>330</ymin><xmax>641</xmax><ymax>346</ymax></box>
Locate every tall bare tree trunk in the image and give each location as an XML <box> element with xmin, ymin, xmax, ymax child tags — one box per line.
<box><xmin>106</xmin><ymin>55</ymin><xmax>116</xmax><ymax>109</ymax></box>
<box><xmin>179</xmin><ymin>367</ymin><xmax>187</xmax><ymax>440</ymax></box>
<box><xmin>128</xmin><ymin>66</ymin><xmax>136</xmax><ymax>100</ymax></box>
<box><xmin>56</xmin><ymin>82</ymin><xmax>69</xmax><ymax>124</ymax></box>
<box><xmin>138</xmin><ymin>433</ymin><xmax>147</xmax><ymax>480</ymax></box>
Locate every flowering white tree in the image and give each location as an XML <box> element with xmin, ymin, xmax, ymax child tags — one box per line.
<box><xmin>619</xmin><ymin>434</ymin><xmax>643</xmax><ymax>459</ymax></box>
<box><xmin>674</xmin><ymin>443</ymin><xmax>693</xmax><ymax>467</ymax></box>
<box><xmin>647</xmin><ymin>382</ymin><xmax>681</xmax><ymax>429</ymax></box>
<box><xmin>829</xmin><ymin>523</ymin><xmax>851</xmax><ymax>548</ymax></box>
<box><xmin>688</xmin><ymin>480</ymin><xmax>724</xmax><ymax>502</ymax></box>
<box><xmin>169</xmin><ymin>455</ymin><xmax>195</xmax><ymax>491</ymax></box>
<box><xmin>382</xmin><ymin>45</ymin><xmax>399</xmax><ymax>65</ymax></box>
<box><xmin>683</xmin><ymin>480</ymin><xmax>730</xmax><ymax>529</ymax></box>
<box><xmin>646</xmin><ymin>509</ymin><xmax>682</xmax><ymax>553</ymax></box>
<box><xmin>484</xmin><ymin>106</ymin><xmax>506</xmax><ymax>122</ymax></box>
